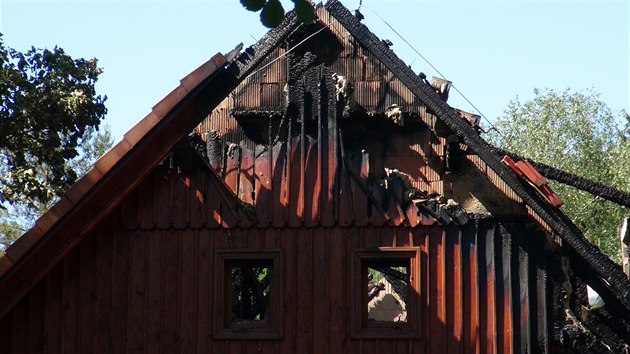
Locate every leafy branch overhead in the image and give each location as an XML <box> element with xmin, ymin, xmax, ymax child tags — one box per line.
<box><xmin>240</xmin><ymin>0</ymin><xmax>316</xmax><ymax>28</ymax></box>
<box><xmin>0</xmin><ymin>34</ymin><xmax>107</xmax><ymax>206</ymax></box>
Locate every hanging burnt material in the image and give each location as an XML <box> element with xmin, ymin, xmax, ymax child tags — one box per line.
<box><xmin>445</xmin><ymin>134</ymin><xmax>463</xmax><ymax>173</ymax></box>
<box><xmin>206</xmin><ymin>129</ymin><xmax>223</xmax><ymax>173</ymax></box>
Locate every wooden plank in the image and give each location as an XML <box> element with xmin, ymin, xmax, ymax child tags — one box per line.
<box><xmin>128</xmin><ymin>231</ymin><xmax>147</xmax><ymax>354</ymax></box>
<box><xmin>196</xmin><ymin>230</ymin><xmax>211</xmax><ymax>353</ymax></box>
<box><xmin>139</xmin><ymin>171</ymin><xmax>156</xmax><ymax>230</ymax></box>
<box><xmin>405</xmin><ymin>203</ymin><xmax>421</xmax><ymax>228</ymax></box>
<box><xmin>121</xmin><ymin>184</ymin><xmax>138</xmax><ymax>230</ymax></box>
<box><xmin>288</xmin><ymin>136</ymin><xmax>304</xmax><ymax>227</ymax></box>
<box><xmin>380</xmin><ymin>226</ymin><xmax>395</xmax><ymax>247</ymax></box>
<box><xmin>320</xmin><ymin>71</ymin><xmax>336</xmax><ymax>227</ymax></box>
<box><xmin>26</xmin><ymin>280</ymin><xmax>46</xmax><ymax>353</ymax></box>
<box><xmin>179</xmin><ymin>230</ymin><xmax>197</xmax><ymax>354</ymax></box>
<box><xmin>497</xmin><ymin>228</ymin><xmax>513</xmax><ymax>354</ymax></box>
<box><xmin>279</xmin><ymin>228</ymin><xmax>296</xmax><ymax>354</ymax></box>
<box><xmin>78</xmin><ymin>235</ymin><xmax>97</xmax><ymax>354</ymax></box>
<box><xmin>295</xmin><ymin>228</ymin><xmax>313</xmax><ymax>354</ymax></box>
<box><xmin>111</xmin><ymin>231</ymin><xmax>129</xmax><ymax>354</ymax></box>
<box><xmin>369</xmin><ymin>181</ymin><xmax>388</xmax><ymax>226</ymax></box>
<box><xmin>0</xmin><ymin>310</ymin><xmax>11</xmax><ymax>354</ymax></box>
<box><xmin>255</xmin><ymin>145</ymin><xmax>271</xmax><ymax>227</ymax></box>
<box><xmin>156</xmin><ymin>169</ymin><xmax>173</xmax><ymax>229</ymax></box>
<box><xmin>378</xmin><ymin>339</ymin><xmax>396</xmax><ymax>354</ymax></box>
<box><xmin>338</xmin><ymin>164</ymin><xmax>353</xmax><ymax>227</ymax></box>
<box><xmin>351</xmin><ymin>150</ymin><xmax>369</xmax><ymax>226</ymax></box>
<box><xmin>173</xmin><ymin>174</ymin><xmax>190</xmax><ymax>229</ymax></box>
<box><xmin>517</xmin><ymin>234</ymin><xmax>531</xmax><ymax>353</ymax></box>
<box><xmin>61</xmin><ymin>247</ymin><xmax>81</xmax><ymax>354</ymax></box>
<box><xmin>145</xmin><ymin>231</ymin><xmax>162</xmax><ymax>353</ymax></box>
<box><xmin>329</xmin><ymin>227</ymin><xmax>345</xmax><ymax>354</ymax></box>
<box><xmin>364</xmin><ymin>225</ymin><xmax>379</xmax><ymax>248</ymax></box>
<box><xmin>224</xmin><ymin>143</ymin><xmax>241</xmax><ymax>196</ymax></box>
<box><xmin>10</xmin><ymin>297</ymin><xmax>27</xmax><ymax>354</ymax></box>
<box><xmin>188</xmin><ymin>171</ymin><xmax>207</xmax><ymax>229</ymax></box>
<box><xmin>44</xmin><ymin>263</ymin><xmax>63</xmax><ymax>354</ymax></box>
<box><xmin>204</xmin><ymin>171</ymin><xmax>220</xmax><ymax>229</ymax></box>
<box><xmin>271</xmin><ymin>141</ymin><xmax>287</xmax><ymax>227</ymax></box>
<box><xmin>161</xmin><ymin>231</ymin><xmax>180</xmax><ymax>354</ymax></box>
<box><xmin>483</xmin><ymin>224</ymin><xmax>497</xmax><ymax>354</ymax></box>
<box><xmin>312</xmin><ymin>228</ymin><xmax>330</xmax><ymax>354</ymax></box>
<box><xmin>396</xmin><ymin>227</ymin><xmax>411</xmax><ymax>247</ymax></box>
<box><xmin>95</xmin><ymin>230</ymin><xmax>113</xmax><ymax>354</ymax></box>
<box><xmin>445</xmin><ymin>225</ymin><xmax>463</xmax><ymax>354</ymax></box>
<box><xmin>461</xmin><ymin>222</ymin><xmax>479</xmax><ymax>354</ymax></box>
<box><xmin>429</xmin><ymin>226</ymin><xmax>446</xmax><ymax>354</ymax></box>
<box><xmin>303</xmin><ymin>138</ymin><xmax>320</xmax><ymax>227</ymax></box>
<box><xmin>238</xmin><ymin>144</ymin><xmax>256</xmax><ymax>228</ymax></box>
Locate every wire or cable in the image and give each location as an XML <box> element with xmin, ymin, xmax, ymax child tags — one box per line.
<box><xmin>245</xmin><ymin>26</ymin><xmax>327</xmax><ymax>81</ymax></box>
<box><xmin>363</xmin><ymin>5</ymin><xmax>502</xmax><ymax>136</ymax></box>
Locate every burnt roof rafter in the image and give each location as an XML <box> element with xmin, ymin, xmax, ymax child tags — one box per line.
<box><xmin>324</xmin><ymin>0</ymin><xmax>630</xmax><ymax>313</ymax></box>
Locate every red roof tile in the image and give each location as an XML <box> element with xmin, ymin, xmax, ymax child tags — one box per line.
<box><xmin>124</xmin><ymin>111</ymin><xmax>161</xmax><ymax>147</ymax></box>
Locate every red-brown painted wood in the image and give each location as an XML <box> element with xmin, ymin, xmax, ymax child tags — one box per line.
<box><xmin>289</xmin><ymin>136</ymin><xmax>303</xmax><ymax>227</ymax></box>
<box><xmin>272</xmin><ymin>142</ymin><xmax>287</xmax><ymax>227</ymax></box>
<box><xmin>255</xmin><ymin>145</ymin><xmax>271</xmax><ymax>227</ymax></box>
<box><xmin>239</xmin><ymin>145</ymin><xmax>256</xmax><ymax>228</ymax></box>
<box><xmin>304</xmin><ymin>138</ymin><xmax>320</xmax><ymax>227</ymax></box>
<box><xmin>156</xmin><ymin>170</ymin><xmax>172</xmax><ymax>229</ymax></box>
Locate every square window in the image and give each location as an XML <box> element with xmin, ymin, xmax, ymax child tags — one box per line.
<box><xmin>351</xmin><ymin>247</ymin><xmax>421</xmax><ymax>338</ymax></box>
<box><xmin>214</xmin><ymin>250</ymin><xmax>282</xmax><ymax>339</ymax></box>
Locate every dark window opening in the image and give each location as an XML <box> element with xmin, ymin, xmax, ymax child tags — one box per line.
<box><xmin>228</xmin><ymin>260</ymin><xmax>272</xmax><ymax>328</ymax></box>
<box><xmin>214</xmin><ymin>250</ymin><xmax>282</xmax><ymax>339</ymax></box>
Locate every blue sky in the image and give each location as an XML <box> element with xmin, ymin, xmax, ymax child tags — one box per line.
<box><xmin>1</xmin><ymin>0</ymin><xmax>628</xmax><ymax>141</ymax></box>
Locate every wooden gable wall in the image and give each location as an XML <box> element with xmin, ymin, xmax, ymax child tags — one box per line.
<box><xmin>0</xmin><ymin>159</ymin><xmax>562</xmax><ymax>353</ymax></box>
<box><xmin>0</xmin><ymin>5</ymin><xmax>578</xmax><ymax>354</ymax></box>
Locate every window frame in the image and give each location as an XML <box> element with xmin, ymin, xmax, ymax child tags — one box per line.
<box><xmin>350</xmin><ymin>247</ymin><xmax>421</xmax><ymax>339</ymax></box>
<box><xmin>213</xmin><ymin>249</ymin><xmax>283</xmax><ymax>339</ymax></box>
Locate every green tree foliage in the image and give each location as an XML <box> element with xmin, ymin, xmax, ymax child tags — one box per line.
<box><xmin>488</xmin><ymin>88</ymin><xmax>630</xmax><ymax>261</ymax></box>
<box><xmin>240</xmin><ymin>0</ymin><xmax>316</xmax><ymax>28</ymax></box>
<box><xmin>0</xmin><ymin>34</ymin><xmax>107</xmax><ymax>208</ymax></box>
<box><xmin>0</xmin><ymin>126</ymin><xmax>113</xmax><ymax>254</ymax></box>
<box><xmin>0</xmin><ymin>125</ymin><xmax>114</xmax><ymax>255</ymax></box>
<box><xmin>0</xmin><ymin>35</ymin><xmax>111</xmax><ymax>254</ymax></box>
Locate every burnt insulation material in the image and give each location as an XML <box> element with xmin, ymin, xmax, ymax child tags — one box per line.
<box><xmin>324</xmin><ymin>0</ymin><xmax>630</xmax><ymax>317</ymax></box>
<box><xmin>499</xmin><ymin>149</ymin><xmax>630</xmax><ymax>208</ymax></box>
<box><xmin>205</xmin><ymin>130</ymin><xmax>222</xmax><ymax>172</ymax></box>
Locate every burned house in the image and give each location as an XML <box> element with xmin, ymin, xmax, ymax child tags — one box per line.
<box><xmin>1</xmin><ymin>1</ymin><xmax>630</xmax><ymax>353</ymax></box>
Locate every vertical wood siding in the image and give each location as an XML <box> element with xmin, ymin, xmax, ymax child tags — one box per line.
<box><xmin>0</xmin><ymin>197</ymin><xmax>557</xmax><ymax>353</ymax></box>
